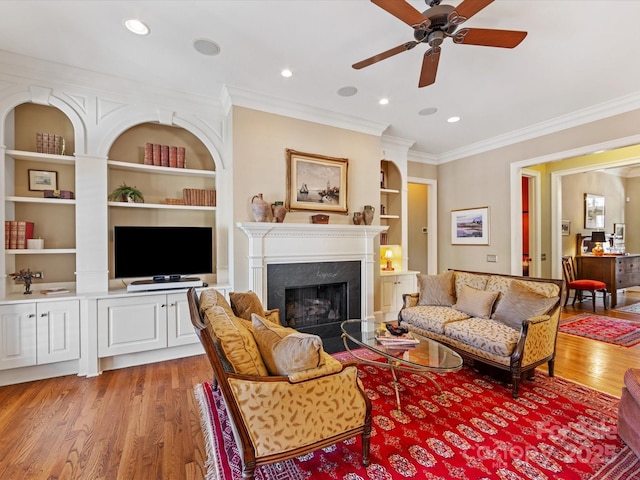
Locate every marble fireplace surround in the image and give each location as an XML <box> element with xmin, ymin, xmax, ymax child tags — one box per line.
<box><xmin>236</xmin><ymin>223</ymin><xmax>387</xmax><ymax>323</ymax></box>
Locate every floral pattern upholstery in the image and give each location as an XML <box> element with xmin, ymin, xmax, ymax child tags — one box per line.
<box><xmin>400</xmin><ymin>305</ymin><xmax>470</xmax><ymax>334</ymax></box>
<box><xmin>228</xmin><ymin>364</ymin><xmax>368</xmax><ymax>458</ymax></box>
<box><xmin>454</xmin><ymin>272</ymin><xmax>490</xmax><ymax>299</ymax></box>
<box><xmin>443</xmin><ymin>317</ymin><xmax>520</xmax><ymax>357</ymax></box>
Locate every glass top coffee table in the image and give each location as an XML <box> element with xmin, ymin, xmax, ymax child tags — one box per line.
<box><xmin>341</xmin><ymin>319</ymin><xmax>463</xmax><ymax>411</ymax></box>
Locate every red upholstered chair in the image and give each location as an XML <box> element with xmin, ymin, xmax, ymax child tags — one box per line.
<box><xmin>561</xmin><ymin>255</ymin><xmax>609</xmax><ymax>312</ymax></box>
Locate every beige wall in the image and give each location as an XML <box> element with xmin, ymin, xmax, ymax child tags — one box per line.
<box><xmin>561</xmin><ymin>171</ymin><xmax>626</xmax><ymax>257</ymax></box>
<box><xmin>435</xmin><ymin>109</ymin><xmax>640</xmax><ymax>278</ymax></box>
<box><xmin>231</xmin><ymin>106</ymin><xmax>383</xmax><ymax>291</ymax></box>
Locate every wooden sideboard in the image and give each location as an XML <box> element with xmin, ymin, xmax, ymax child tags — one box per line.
<box><xmin>576</xmin><ymin>254</ymin><xmax>640</xmax><ymax>308</ymax></box>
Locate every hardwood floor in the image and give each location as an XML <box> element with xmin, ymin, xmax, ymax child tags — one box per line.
<box><xmin>0</xmin><ymin>290</ymin><xmax>638</xmax><ymax>479</ymax></box>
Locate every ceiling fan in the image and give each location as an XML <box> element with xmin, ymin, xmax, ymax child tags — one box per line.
<box><xmin>352</xmin><ymin>0</ymin><xmax>527</xmax><ymax>87</ymax></box>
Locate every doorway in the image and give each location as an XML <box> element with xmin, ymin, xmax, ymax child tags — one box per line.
<box><xmin>407</xmin><ymin>177</ymin><xmax>438</xmax><ymax>275</ymax></box>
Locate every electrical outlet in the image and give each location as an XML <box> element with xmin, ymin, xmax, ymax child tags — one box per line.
<box><xmin>32</xmin><ymin>271</ymin><xmax>44</xmax><ymax>279</ymax></box>
<box><xmin>487</xmin><ymin>254</ymin><xmax>497</xmax><ymax>263</ymax></box>
<box><xmin>421</xmin><ymin>227</ymin><xmax>428</xmax><ymax>234</ymax></box>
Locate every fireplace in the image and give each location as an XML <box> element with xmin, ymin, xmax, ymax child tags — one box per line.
<box><xmin>267</xmin><ymin>260</ymin><xmax>361</xmax><ymax>339</ymax></box>
<box><xmin>237</xmin><ymin>222</ymin><xmax>386</xmax><ymax>347</ymax></box>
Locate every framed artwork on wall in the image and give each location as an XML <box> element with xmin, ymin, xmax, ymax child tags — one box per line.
<box><xmin>451</xmin><ymin>207</ymin><xmax>490</xmax><ymax>245</ymax></box>
<box><xmin>561</xmin><ymin>220</ymin><xmax>571</xmax><ymax>236</ymax></box>
<box><xmin>285</xmin><ymin>149</ymin><xmax>349</xmax><ymax>214</ymax></box>
<box><xmin>614</xmin><ymin>223</ymin><xmax>625</xmax><ymax>243</ymax></box>
<box><xmin>28</xmin><ymin>169</ymin><xmax>58</xmax><ymax>191</ymax></box>
<box><xmin>584</xmin><ymin>193</ymin><xmax>605</xmax><ymax>229</ymax></box>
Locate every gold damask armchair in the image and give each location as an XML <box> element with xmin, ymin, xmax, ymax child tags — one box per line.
<box><xmin>188</xmin><ymin>288</ymin><xmax>371</xmax><ymax>480</ymax></box>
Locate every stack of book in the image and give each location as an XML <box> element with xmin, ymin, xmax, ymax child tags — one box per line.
<box><xmin>4</xmin><ymin>221</ymin><xmax>35</xmax><ymax>249</ymax></box>
<box><xmin>375</xmin><ymin>328</ymin><xmax>419</xmax><ymax>346</ymax></box>
<box><xmin>144</xmin><ymin>143</ymin><xmax>186</xmax><ymax>168</ymax></box>
<box><xmin>36</xmin><ymin>133</ymin><xmax>65</xmax><ymax>155</ymax></box>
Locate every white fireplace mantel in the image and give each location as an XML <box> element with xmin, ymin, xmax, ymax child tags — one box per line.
<box><xmin>237</xmin><ymin>222</ymin><xmax>387</xmax><ymax>322</ymax></box>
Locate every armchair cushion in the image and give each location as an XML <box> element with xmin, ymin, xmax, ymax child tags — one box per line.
<box><xmin>492</xmin><ymin>280</ymin><xmax>558</xmax><ymax>330</ymax></box>
<box><xmin>200</xmin><ymin>288</ymin><xmax>236</xmax><ymax>319</ymax></box>
<box><xmin>206</xmin><ymin>305</ymin><xmax>268</xmax><ymax>376</ymax></box>
<box><xmin>417</xmin><ymin>270</ymin><xmax>455</xmax><ymax>306</ymax></box>
<box><xmin>453</xmin><ymin>284</ymin><xmax>499</xmax><ymax>319</ymax></box>
<box><xmin>252</xmin><ymin>313</ymin><xmax>326</xmax><ymax>376</ymax></box>
<box><xmin>230</xmin><ymin>290</ymin><xmax>267</xmax><ymax>321</ymax></box>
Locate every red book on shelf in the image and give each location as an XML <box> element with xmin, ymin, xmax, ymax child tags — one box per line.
<box><xmin>144</xmin><ymin>143</ymin><xmax>153</xmax><ymax>165</ymax></box>
<box><xmin>160</xmin><ymin>145</ymin><xmax>169</xmax><ymax>167</ymax></box>
<box><xmin>16</xmin><ymin>221</ymin><xmax>35</xmax><ymax>249</ymax></box>
<box><xmin>152</xmin><ymin>143</ymin><xmax>161</xmax><ymax>166</ymax></box>
<box><xmin>177</xmin><ymin>147</ymin><xmax>185</xmax><ymax>168</ymax></box>
<box><xmin>8</xmin><ymin>220</ymin><xmax>18</xmax><ymax>249</ymax></box>
<box><xmin>169</xmin><ymin>146</ymin><xmax>177</xmax><ymax>168</ymax></box>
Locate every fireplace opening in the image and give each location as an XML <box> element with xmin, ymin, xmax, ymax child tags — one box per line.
<box><xmin>267</xmin><ymin>261</ymin><xmax>361</xmax><ymax>350</ymax></box>
<box><xmin>285</xmin><ymin>282</ymin><xmax>347</xmax><ymax>329</ymax></box>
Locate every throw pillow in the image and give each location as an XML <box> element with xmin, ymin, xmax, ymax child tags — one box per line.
<box><xmin>204</xmin><ymin>305</ymin><xmax>268</xmax><ymax>376</ymax></box>
<box><xmin>199</xmin><ymin>288</ymin><xmax>235</xmax><ymax>319</ymax></box>
<box><xmin>492</xmin><ymin>280</ymin><xmax>558</xmax><ymax>330</ymax></box>
<box><xmin>417</xmin><ymin>270</ymin><xmax>455</xmax><ymax>306</ymax></box>
<box><xmin>230</xmin><ymin>290</ymin><xmax>265</xmax><ymax>321</ymax></box>
<box><xmin>453</xmin><ymin>284</ymin><xmax>499</xmax><ymax>319</ymax></box>
<box><xmin>251</xmin><ymin>313</ymin><xmax>325</xmax><ymax>376</ymax></box>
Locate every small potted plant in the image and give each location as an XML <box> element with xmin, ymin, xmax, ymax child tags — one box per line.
<box><xmin>108</xmin><ymin>182</ymin><xmax>144</xmax><ymax>203</ymax></box>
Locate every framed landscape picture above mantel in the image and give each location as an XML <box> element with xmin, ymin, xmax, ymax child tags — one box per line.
<box><xmin>584</xmin><ymin>193</ymin><xmax>605</xmax><ymax>229</ymax></box>
<box><xmin>451</xmin><ymin>207</ymin><xmax>490</xmax><ymax>245</ymax></box>
<box><xmin>285</xmin><ymin>149</ymin><xmax>349</xmax><ymax>214</ymax></box>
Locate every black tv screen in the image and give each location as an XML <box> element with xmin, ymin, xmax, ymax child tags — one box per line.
<box><xmin>114</xmin><ymin>226</ymin><xmax>213</xmax><ymax>279</ymax></box>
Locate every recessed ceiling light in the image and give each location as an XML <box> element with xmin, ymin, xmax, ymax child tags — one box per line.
<box><xmin>447</xmin><ymin>116</ymin><xmax>460</xmax><ymax>123</ymax></box>
<box><xmin>418</xmin><ymin>107</ymin><xmax>438</xmax><ymax>116</ymax></box>
<box><xmin>379</xmin><ymin>98</ymin><xmax>389</xmax><ymax>105</ymax></box>
<box><xmin>337</xmin><ymin>86</ymin><xmax>358</xmax><ymax>97</ymax></box>
<box><xmin>281</xmin><ymin>69</ymin><xmax>293</xmax><ymax>78</ymax></box>
<box><xmin>124</xmin><ymin>18</ymin><xmax>149</xmax><ymax>36</ymax></box>
<box><xmin>193</xmin><ymin>39</ymin><xmax>221</xmax><ymax>56</ymax></box>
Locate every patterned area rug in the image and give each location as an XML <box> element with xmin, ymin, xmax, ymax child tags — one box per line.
<box><xmin>194</xmin><ymin>351</ymin><xmax>640</xmax><ymax>480</ymax></box>
<box><xmin>559</xmin><ymin>314</ymin><xmax>640</xmax><ymax>347</ymax></box>
<box><xmin>614</xmin><ymin>302</ymin><xmax>640</xmax><ymax>314</ymax></box>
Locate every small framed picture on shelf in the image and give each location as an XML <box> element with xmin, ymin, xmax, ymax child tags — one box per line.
<box><xmin>380</xmin><ymin>170</ymin><xmax>385</xmax><ymax>189</ymax></box>
<box><xmin>28</xmin><ymin>169</ymin><xmax>58</xmax><ymax>191</ymax></box>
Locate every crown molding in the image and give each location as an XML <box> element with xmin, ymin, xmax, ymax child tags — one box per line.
<box><xmin>224</xmin><ymin>85</ymin><xmax>389</xmax><ymax>137</ymax></box>
<box><xmin>436</xmin><ymin>91</ymin><xmax>640</xmax><ymax>164</ymax></box>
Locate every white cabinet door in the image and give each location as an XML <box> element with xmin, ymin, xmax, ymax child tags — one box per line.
<box><xmin>395</xmin><ymin>274</ymin><xmax>417</xmax><ymax>309</ymax></box>
<box><xmin>166</xmin><ymin>292</ymin><xmax>197</xmax><ymax>347</ymax></box>
<box><xmin>98</xmin><ymin>296</ymin><xmax>168</xmax><ymax>357</ymax></box>
<box><xmin>380</xmin><ymin>273</ymin><xmax>418</xmax><ymax>321</ymax></box>
<box><xmin>0</xmin><ymin>303</ymin><xmax>37</xmax><ymax>370</ymax></box>
<box><xmin>380</xmin><ymin>276</ymin><xmax>396</xmax><ymax>314</ymax></box>
<box><xmin>36</xmin><ymin>300</ymin><xmax>80</xmax><ymax>364</ymax></box>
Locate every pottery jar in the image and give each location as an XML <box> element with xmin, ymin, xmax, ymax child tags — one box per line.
<box><xmin>251</xmin><ymin>193</ymin><xmax>270</xmax><ymax>222</ymax></box>
<box><xmin>362</xmin><ymin>205</ymin><xmax>375</xmax><ymax>225</ymax></box>
<box><xmin>271</xmin><ymin>202</ymin><xmax>288</xmax><ymax>223</ymax></box>
<box><xmin>353</xmin><ymin>212</ymin><xmax>363</xmax><ymax>225</ymax></box>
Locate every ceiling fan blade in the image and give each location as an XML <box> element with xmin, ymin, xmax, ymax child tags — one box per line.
<box><xmin>353</xmin><ymin>41</ymin><xmax>418</xmax><ymax>69</ymax></box>
<box><xmin>371</xmin><ymin>0</ymin><xmax>430</xmax><ymax>28</ymax></box>
<box><xmin>455</xmin><ymin>28</ymin><xmax>527</xmax><ymax>48</ymax></box>
<box><xmin>453</xmin><ymin>0</ymin><xmax>494</xmax><ymax>21</ymax></box>
<box><xmin>419</xmin><ymin>49</ymin><xmax>440</xmax><ymax>87</ymax></box>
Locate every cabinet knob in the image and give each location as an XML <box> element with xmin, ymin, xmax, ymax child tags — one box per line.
<box><xmin>28</xmin><ymin>314</ymin><xmax>36</xmax><ymax>318</ymax></box>
<box><xmin>169</xmin><ymin>302</ymin><xmax>176</xmax><ymax>307</ymax></box>
<box><xmin>40</xmin><ymin>313</ymin><xmax>48</xmax><ymax>317</ymax></box>
<box><xmin>161</xmin><ymin>304</ymin><xmax>167</xmax><ymax>308</ymax></box>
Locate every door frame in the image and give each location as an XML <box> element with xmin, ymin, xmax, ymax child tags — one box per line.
<box><xmin>407</xmin><ymin>176</ymin><xmax>438</xmax><ymax>274</ymax></box>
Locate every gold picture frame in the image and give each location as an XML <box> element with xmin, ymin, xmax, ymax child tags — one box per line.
<box><xmin>286</xmin><ymin>149</ymin><xmax>348</xmax><ymax>214</ymax></box>
<box><xmin>451</xmin><ymin>207</ymin><xmax>490</xmax><ymax>245</ymax></box>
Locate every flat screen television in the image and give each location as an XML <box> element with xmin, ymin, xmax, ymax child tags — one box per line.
<box><xmin>114</xmin><ymin>226</ymin><xmax>213</xmax><ymax>280</ymax></box>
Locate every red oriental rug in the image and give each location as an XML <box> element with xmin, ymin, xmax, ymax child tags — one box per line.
<box><xmin>194</xmin><ymin>351</ymin><xmax>640</xmax><ymax>480</ymax></box>
<box><xmin>559</xmin><ymin>314</ymin><xmax>640</xmax><ymax>347</ymax></box>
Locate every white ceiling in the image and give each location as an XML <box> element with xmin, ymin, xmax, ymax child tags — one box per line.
<box><xmin>2</xmin><ymin>0</ymin><xmax>640</xmax><ymax>161</ymax></box>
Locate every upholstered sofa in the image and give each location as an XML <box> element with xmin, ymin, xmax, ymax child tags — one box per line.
<box><xmin>398</xmin><ymin>270</ymin><xmax>564</xmax><ymax>398</ymax></box>
<box><xmin>618</xmin><ymin>368</ymin><xmax>640</xmax><ymax>458</ymax></box>
<box><xmin>187</xmin><ymin>288</ymin><xmax>371</xmax><ymax>480</ymax></box>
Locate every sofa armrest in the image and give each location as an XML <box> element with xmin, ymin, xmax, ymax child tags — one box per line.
<box><xmin>516</xmin><ymin>313</ymin><xmax>558</xmax><ymax>366</ymax></box>
<box><xmin>402</xmin><ymin>292</ymin><xmax>419</xmax><ymax>309</ymax></box>
<box><xmin>227</xmin><ymin>364</ymin><xmax>370</xmax><ymax>458</ymax></box>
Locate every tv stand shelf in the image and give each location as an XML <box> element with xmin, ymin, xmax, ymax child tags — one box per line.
<box><xmin>126</xmin><ymin>277</ymin><xmax>204</xmax><ymax>292</ymax></box>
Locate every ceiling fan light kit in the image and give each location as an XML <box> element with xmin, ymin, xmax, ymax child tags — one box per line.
<box><xmin>354</xmin><ymin>0</ymin><xmax>527</xmax><ymax>87</ymax></box>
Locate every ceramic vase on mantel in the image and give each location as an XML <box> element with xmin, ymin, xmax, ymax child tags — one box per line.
<box><xmin>251</xmin><ymin>193</ymin><xmax>270</xmax><ymax>222</ymax></box>
<box><xmin>362</xmin><ymin>205</ymin><xmax>375</xmax><ymax>225</ymax></box>
<box><xmin>271</xmin><ymin>201</ymin><xmax>288</xmax><ymax>223</ymax></box>
<box><xmin>352</xmin><ymin>212</ymin><xmax>363</xmax><ymax>225</ymax></box>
